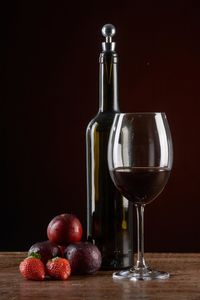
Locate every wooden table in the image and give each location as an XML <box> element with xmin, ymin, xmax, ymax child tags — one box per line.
<box><xmin>1</xmin><ymin>252</ymin><xmax>200</xmax><ymax>300</ymax></box>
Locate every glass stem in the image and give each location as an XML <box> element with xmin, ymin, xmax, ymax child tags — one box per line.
<box><xmin>135</xmin><ymin>204</ymin><xmax>147</xmax><ymax>269</ymax></box>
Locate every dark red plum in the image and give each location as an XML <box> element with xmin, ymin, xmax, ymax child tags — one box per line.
<box><xmin>28</xmin><ymin>240</ymin><xmax>62</xmax><ymax>264</ymax></box>
<box><xmin>64</xmin><ymin>242</ymin><xmax>102</xmax><ymax>274</ymax></box>
<box><xmin>47</xmin><ymin>213</ymin><xmax>83</xmax><ymax>246</ymax></box>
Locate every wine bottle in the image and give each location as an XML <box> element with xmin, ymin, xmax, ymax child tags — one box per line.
<box><xmin>86</xmin><ymin>24</ymin><xmax>133</xmax><ymax>269</ymax></box>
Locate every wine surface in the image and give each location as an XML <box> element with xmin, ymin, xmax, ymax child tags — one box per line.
<box><xmin>111</xmin><ymin>167</ymin><xmax>170</xmax><ymax>205</ymax></box>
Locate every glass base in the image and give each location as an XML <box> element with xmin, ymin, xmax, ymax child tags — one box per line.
<box><xmin>113</xmin><ymin>267</ymin><xmax>170</xmax><ymax>281</ymax></box>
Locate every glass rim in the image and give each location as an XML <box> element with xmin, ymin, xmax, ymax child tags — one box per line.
<box><xmin>115</xmin><ymin>112</ymin><xmax>166</xmax><ymax>115</ymax></box>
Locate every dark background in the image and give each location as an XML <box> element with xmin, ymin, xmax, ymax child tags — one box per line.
<box><xmin>1</xmin><ymin>1</ymin><xmax>200</xmax><ymax>251</ymax></box>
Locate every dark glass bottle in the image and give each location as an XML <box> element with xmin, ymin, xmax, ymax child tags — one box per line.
<box><xmin>86</xmin><ymin>24</ymin><xmax>133</xmax><ymax>270</ymax></box>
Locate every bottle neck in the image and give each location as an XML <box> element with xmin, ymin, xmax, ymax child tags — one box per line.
<box><xmin>99</xmin><ymin>52</ymin><xmax>120</xmax><ymax>113</ymax></box>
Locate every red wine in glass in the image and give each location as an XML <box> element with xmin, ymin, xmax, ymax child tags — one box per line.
<box><xmin>111</xmin><ymin>167</ymin><xmax>170</xmax><ymax>205</ymax></box>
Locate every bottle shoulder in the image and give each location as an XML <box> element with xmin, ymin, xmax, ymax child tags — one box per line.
<box><xmin>87</xmin><ymin>111</ymin><xmax>119</xmax><ymax>131</ymax></box>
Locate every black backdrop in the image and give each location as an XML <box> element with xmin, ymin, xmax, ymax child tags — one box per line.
<box><xmin>1</xmin><ymin>1</ymin><xmax>200</xmax><ymax>251</ymax></box>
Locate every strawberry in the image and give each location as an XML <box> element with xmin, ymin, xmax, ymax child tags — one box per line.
<box><xmin>46</xmin><ymin>257</ymin><xmax>71</xmax><ymax>280</ymax></box>
<box><xmin>19</xmin><ymin>253</ymin><xmax>45</xmax><ymax>281</ymax></box>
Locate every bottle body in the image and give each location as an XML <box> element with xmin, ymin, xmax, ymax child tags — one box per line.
<box><xmin>86</xmin><ymin>112</ymin><xmax>133</xmax><ymax>269</ymax></box>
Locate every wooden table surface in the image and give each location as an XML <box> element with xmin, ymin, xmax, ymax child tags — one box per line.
<box><xmin>1</xmin><ymin>252</ymin><xmax>200</xmax><ymax>300</ymax></box>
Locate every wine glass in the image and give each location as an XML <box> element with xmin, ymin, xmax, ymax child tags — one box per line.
<box><xmin>108</xmin><ymin>112</ymin><xmax>173</xmax><ymax>280</ymax></box>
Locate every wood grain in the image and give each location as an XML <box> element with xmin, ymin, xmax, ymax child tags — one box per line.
<box><xmin>1</xmin><ymin>253</ymin><xmax>200</xmax><ymax>300</ymax></box>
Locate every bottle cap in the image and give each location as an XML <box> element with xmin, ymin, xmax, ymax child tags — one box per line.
<box><xmin>101</xmin><ymin>24</ymin><xmax>116</xmax><ymax>52</ymax></box>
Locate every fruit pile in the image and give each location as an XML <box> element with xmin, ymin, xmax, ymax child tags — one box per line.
<box><xmin>19</xmin><ymin>213</ymin><xmax>102</xmax><ymax>281</ymax></box>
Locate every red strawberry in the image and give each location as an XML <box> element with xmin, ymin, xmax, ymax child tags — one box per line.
<box><xmin>46</xmin><ymin>257</ymin><xmax>71</xmax><ymax>280</ymax></box>
<box><xmin>19</xmin><ymin>253</ymin><xmax>45</xmax><ymax>281</ymax></box>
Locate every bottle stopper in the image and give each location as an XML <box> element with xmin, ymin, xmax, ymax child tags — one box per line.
<box><xmin>101</xmin><ymin>24</ymin><xmax>116</xmax><ymax>52</ymax></box>
<box><xmin>102</xmin><ymin>24</ymin><xmax>116</xmax><ymax>43</ymax></box>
